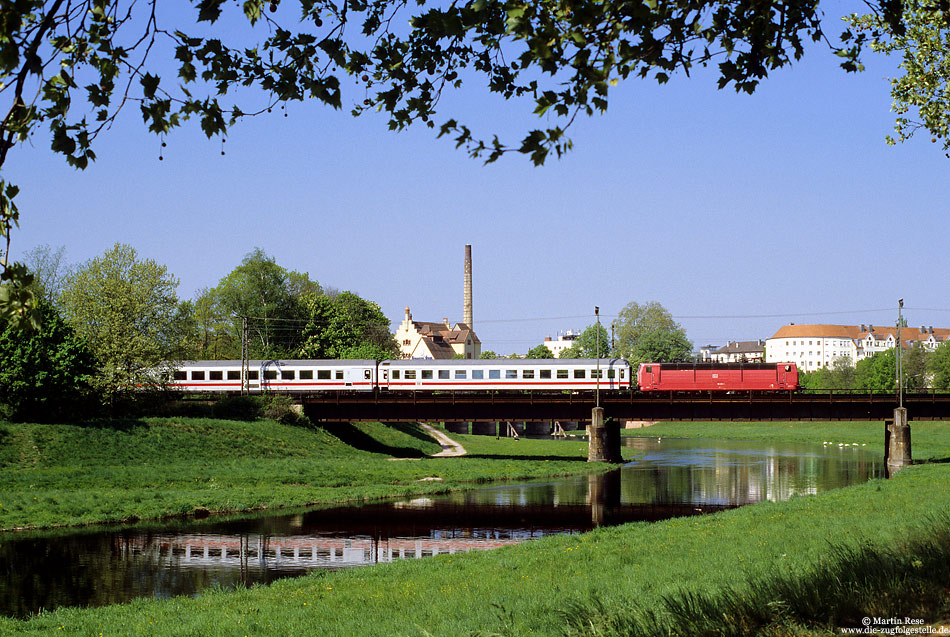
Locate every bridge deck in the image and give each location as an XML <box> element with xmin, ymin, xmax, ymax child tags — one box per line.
<box><xmin>290</xmin><ymin>390</ymin><xmax>950</xmax><ymax>422</ymax></box>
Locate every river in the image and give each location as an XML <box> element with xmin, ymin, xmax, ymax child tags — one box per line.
<box><xmin>0</xmin><ymin>437</ymin><xmax>883</xmax><ymax>618</ymax></box>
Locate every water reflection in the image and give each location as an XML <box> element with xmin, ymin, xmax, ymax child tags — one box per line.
<box><xmin>0</xmin><ymin>437</ymin><xmax>882</xmax><ymax>618</ymax></box>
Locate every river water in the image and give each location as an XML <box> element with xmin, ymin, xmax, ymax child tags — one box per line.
<box><xmin>0</xmin><ymin>437</ymin><xmax>883</xmax><ymax>618</ymax></box>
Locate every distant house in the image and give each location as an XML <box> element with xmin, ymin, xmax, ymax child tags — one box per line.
<box><xmin>542</xmin><ymin>330</ymin><xmax>580</xmax><ymax>358</ymax></box>
<box><xmin>707</xmin><ymin>340</ymin><xmax>766</xmax><ymax>363</ymax></box>
<box><xmin>394</xmin><ymin>306</ymin><xmax>482</xmax><ymax>359</ymax></box>
<box><xmin>765</xmin><ymin>323</ymin><xmax>950</xmax><ymax>372</ymax></box>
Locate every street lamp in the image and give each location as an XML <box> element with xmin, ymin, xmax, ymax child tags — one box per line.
<box><xmin>595</xmin><ymin>306</ymin><xmax>600</xmax><ymax>409</ymax></box>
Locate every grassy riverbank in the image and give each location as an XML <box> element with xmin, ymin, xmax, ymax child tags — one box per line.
<box><xmin>0</xmin><ymin>418</ymin><xmax>625</xmax><ymax>531</ymax></box>
<box><xmin>1</xmin><ymin>423</ymin><xmax>948</xmax><ymax>635</ymax></box>
<box><xmin>621</xmin><ymin>420</ymin><xmax>950</xmax><ymax>462</ymax></box>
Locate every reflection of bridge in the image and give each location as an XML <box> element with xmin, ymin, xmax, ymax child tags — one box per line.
<box><xmin>301</xmin><ymin>390</ymin><xmax>950</xmax><ymax>422</ymax></box>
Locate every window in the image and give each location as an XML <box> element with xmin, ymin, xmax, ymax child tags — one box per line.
<box><xmin>607</xmin><ymin>369</ymin><xmax>616</xmax><ymax>379</ymax></box>
<box><xmin>506</xmin><ymin>369</ymin><xmax>518</xmax><ymax>379</ymax></box>
<box><xmin>392</xmin><ymin>370</ymin><xmax>400</xmax><ymax>380</ymax></box>
<box><xmin>455</xmin><ymin>370</ymin><xmax>467</xmax><ymax>379</ymax></box>
<box><xmin>421</xmin><ymin>370</ymin><xmax>433</xmax><ymax>379</ymax></box>
<box><xmin>438</xmin><ymin>370</ymin><xmax>450</xmax><ymax>379</ymax></box>
<box><xmin>540</xmin><ymin>369</ymin><xmax>551</xmax><ymax>379</ymax></box>
<box><xmin>173</xmin><ymin>371</ymin><xmax>186</xmax><ymax>381</ymax></box>
<box><xmin>227</xmin><ymin>370</ymin><xmax>241</xmax><ymax>380</ymax></box>
<box><xmin>472</xmin><ymin>370</ymin><xmax>484</xmax><ymax>379</ymax></box>
<box><xmin>191</xmin><ymin>371</ymin><xmax>205</xmax><ymax>380</ymax></box>
<box><xmin>557</xmin><ymin>369</ymin><xmax>569</xmax><ymax>379</ymax></box>
<box><xmin>318</xmin><ymin>370</ymin><xmax>331</xmax><ymax>380</ymax></box>
<box><xmin>300</xmin><ymin>370</ymin><xmax>313</xmax><ymax>380</ymax></box>
<box><xmin>282</xmin><ymin>370</ymin><xmax>295</xmax><ymax>380</ymax></box>
<box><xmin>620</xmin><ymin>369</ymin><xmax>626</xmax><ymax>379</ymax></box>
<box><xmin>263</xmin><ymin>370</ymin><xmax>278</xmax><ymax>380</ymax></box>
<box><xmin>591</xmin><ymin>370</ymin><xmax>603</xmax><ymax>379</ymax></box>
<box><xmin>523</xmin><ymin>369</ymin><xmax>535</xmax><ymax>379</ymax></box>
<box><xmin>489</xmin><ymin>369</ymin><xmax>500</xmax><ymax>379</ymax></box>
<box><xmin>248</xmin><ymin>370</ymin><xmax>259</xmax><ymax>380</ymax></box>
<box><xmin>210</xmin><ymin>371</ymin><xmax>223</xmax><ymax>381</ymax></box>
<box><xmin>405</xmin><ymin>370</ymin><xmax>417</xmax><ymax>380</ymax></box>
<box><xmin>574</xmin><ymin>369</ymin><xmax>586</xmax><ymax>379</ymax></box>
<box><xmin>364</xmin><ymin>370</ymin><xmax>371</xmax><ymax>380</ymax></box>
<box><xmin>336</xmin><ymin>370</ymin><xmax>344</xmax><ymax>379</ymax></box>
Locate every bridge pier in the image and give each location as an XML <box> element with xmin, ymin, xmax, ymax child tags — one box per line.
<box><xmin>885</xmin><ymin>407</ymin><xmax>912</xmax><ymax>475</ymax></box>
<box><xmin>587</xmin><ymin>407</ymin><xmax>622</xmax><ymax>463</ymax></box>
<box><xmin>525</xmin><ymin>421</ymin><xmax>549</xmax><ymax>436</ymax></box>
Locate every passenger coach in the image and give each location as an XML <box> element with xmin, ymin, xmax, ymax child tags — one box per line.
<box><xmin>168</xmin><ymin>360</ymin><xmax>377</xmax><ymax>393</ymax></box>
<box><xmin>378</xmin><ymin>359</ymin><xmax>631</xmax><ymax>392</ymax></box>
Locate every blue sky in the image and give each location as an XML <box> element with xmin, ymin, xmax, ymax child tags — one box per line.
<box><xmin>7</xmin><ymin>9</ymin><xmax>950</xmax><ymax>355</ymax></box>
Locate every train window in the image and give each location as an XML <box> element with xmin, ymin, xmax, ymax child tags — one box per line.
<box><xmin>405</xmin><ymin>370</ymin><xmax>417</xmax><ymax>380</ymax></box>
<box><xmin>540</xmin><ymin>369</ymin><xmax>551</xmax><ymax>379</ymax></box>
<box><xmin>173</xmin><ymin>371</ymin><xmax>187</xmax><ymax>381</ymax></box>
<box><xmin>364</xmin><ymin>370</ymin><xmax>371</xmax><ymax>380</ymax></box>
<box><xmin>282</xmin><ymin>370</ymin><xmax>295</xmax><ymax>380</ymax></box>
<box><xmin>591</xmin><ymin>370</ymin><xmax>603</xmax><ymax>379</ymax></box>
<box><xmin>607</xmin><ymin>370</ymin><xmax>616</xmax><ymax>379</ymax></box>
<box><xmin>318</xmin><ymin>370</ymin><xmax>331</xmax><ymax>380</ymax></box>
<box><xmin>210</xmin><ymin>371</ymin><xmax>223</xmax><ymax>381</ymax></box>
<box><xmin>785</xmin><ymin>365</ymin><xmax>792</xmax><ymax>372</ymax></box>
<box><xmin>455</xmin><ymin>370</ymin><xmax>467</xmax><ymax>379</ymax></box>
<box><xmin>192</xmin><ymin>371</ymin><xmax>205</xmax><ymax>381</ymax></box>
<box><xmin>557</xmin><ymin>369</ymin><xmax>568</xmax><ymax>379</ymax></box>
<box><xmin>438</xmin><ymin>370</ymin><xmax>450</xmax><ymax>379</ymax></box>
<box><xmin>489</xmin><ymin>370</ymin><xmax>500</xmax><ymax>379</ymax></box>
<box><xmin>505</xmin><ymin>369</ymin><xmax>517</xmax><ymax>379</ymax></box>
<box><xmin>522</xmin><ymin>369</ymin><xmax>535</xmax><ymax>379</ymax></box>
<box><xmin>574</xmin><ymin>369</ymin><xmax>586</xmax><ymax>379</ymax></box>
<box><xmin>620</xmin><ymin>369</ymin><xmax>625</xmax><ymax>379</ymax></box>
<box><xmin>644</xmin><ymin>366</ymin><xmax>652</xmax><ymax>373</ymax></box>
<box><xmin>422</xmin><ymin>370</ymin><xmax>433</xmax><ymax>379</ymax></box>
<box><xmin>300</xmin><ymin>370</ymin><xmax>313</xmax><ymax>380</ymax></box>
<box><xmin>336</xmin><ymin>370</ymin><xmax>344</xmax><ymax>379</ymax></box>
<box><xmin>249</xmin><ymin>370</ymin><xmax>259</xmax><ymax>380</ymax></box>
<box><xmin>227</xmin><ymin>370</ymin><xmax>241</xmax><ymax>380</ymax></box>
<box><xmin>392</xmin><ymin>370</ymin><xmax>400</xmax><ymax>380</ymax></box>
<box><xmin>472</xmin><ymin>370</ymin><xmax>484</xmax><ymax>379</ymax></box>
<box><xmin>263</xmin><ymin>370</ymin><xmax>278</xmax><ymax>380</ymax></box>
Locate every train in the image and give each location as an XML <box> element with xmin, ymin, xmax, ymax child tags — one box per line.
<box><xmin>167</xmin><ymin>359</ymin><xmax>798</xmax><ymax>393</ymax></box>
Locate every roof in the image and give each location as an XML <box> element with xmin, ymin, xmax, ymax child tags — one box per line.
<box><xmin>769</xmin><ymin>324</ymin><xmax>950</xmax><ymax>346</ymax></box>
<box><xmin>714</xmin><ymin>340</ymin><xmax>764</xmax><ymax>354</ymax></box>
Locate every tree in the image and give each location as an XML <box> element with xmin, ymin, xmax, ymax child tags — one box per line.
<box><xmin>0</xmin><ymin>300</ymin><xmax>96</xmax><ymax>421</ymax></box>
<box><xmin>22</xmin><ymin>244</ymin><xmax>72</xmax><ymax>306</ymax></box>
<box><xmin>902</xmin><ymin>342</ymin><xmax>931</xmax><ymax>390</ymax></box>
<box><xmin>558</xmin><ymin>324</ymin><xmax>610</xmax><ymax>359</ymax></box>
<box><xmin>213</xmin><ymin>248</ymin><xmax>319</xmax><ymax>359</ymax></box>
<box><xmin>928</xmin><ymin>341</ymin><xmax>950</xmax><ymax>390</ymax></box>
<box><xmin>847</xmin><ymin>0</ymin><xmax>950</xmax><ymax>156</ymax></box>
<box><xmin>799</xmin><ymin>356</ymin><xmax>857</xmax><ymax>391</ymax></box>
<box><xmin>479</xmin><ymin>351</ymin><xmax>499</xmax><ymax>359</ymax></box>
<box><xmin>613</xmin><ymin>301</ymin><xmax>690</xmax><ymax>364</ymax></box>
<box><xmin>629</xmin><ymin>329</ymin><xmax>693</xmax><ymax>366</ymax></box>
<box><xmin>298</xmin><ymin>291</ymin><xmax>397</xmax><ymax>360</ymax></box>
<box><xmin>59</xmin><ymin>243</ymin><xmax>183</xmax><ymax>396</ymax></box>
<box><xmin>855</xmin><ymin>349</ymin><xmax>897</xmax><ymax>391</ymax></box>
<box><xmin>527</xmin><ymin>344</ymin><xmax>554</xmax><ymax>359</ymax></box>
<box><xmin>0</xmin><ymin>0</ymin><xmax>932</xmax><ymax>323</ymax></box>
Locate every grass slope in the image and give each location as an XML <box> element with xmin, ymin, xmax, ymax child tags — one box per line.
<box><xmin>0</xmin><ymin>419</ymin><xmax>622</xmax><ymax>531</ymax></box>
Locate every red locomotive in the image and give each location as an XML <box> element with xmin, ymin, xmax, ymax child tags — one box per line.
<box><xmin>637</xmin><ymin>362</ymin><xmax>799</xmax><ymax>392</ymax></box>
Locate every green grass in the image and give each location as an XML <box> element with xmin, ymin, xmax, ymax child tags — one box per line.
<box><xmin>0</xmin><ymin>418</ymin><xmax>624</xmax><ymax>531</ymax></box>
<box><xmin>621</xmin><ymin>420</ymin><xmax>950</xmax><ymax>462</ymax></box>
<box><xmin>2</xmin><ymin>450</ymin><xmax>947</xmax><ymax>635</ymax></box>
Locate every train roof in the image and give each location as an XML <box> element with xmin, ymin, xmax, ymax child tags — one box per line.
<box><xmin>381</xmin><ymin>358</ymin><xmax>629</xmax><ymax>367</ymax></box>
<box><xmin>639</xmin><ymin>362</ymin><xmax>795</xmax><ymax>370</ymax></box>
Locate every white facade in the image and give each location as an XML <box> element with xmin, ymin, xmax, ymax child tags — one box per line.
<box><xmin>542</xmin><ymin>330</ymin><xmax>580</xmax><ymax>358</ymax></box>
<box><xmin>765</xmin><ymin>324</ymin><xmax>950</xmax><ymax>372</ymax></box>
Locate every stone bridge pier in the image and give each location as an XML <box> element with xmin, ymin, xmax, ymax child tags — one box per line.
<box><xmin>587</xmin><ymin>407</ymin><xmax>622</xmax><ymax>463</ymax></box>
<box><xmin>885</xmin><ymin>407</ymin><xmax>912</xmax><ymax>476</ymax></box>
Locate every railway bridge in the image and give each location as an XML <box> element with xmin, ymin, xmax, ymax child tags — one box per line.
<box><xmin>301</xmin><ymin>389</ymin><xmax>950</xmax><ymax>471</ymax></box>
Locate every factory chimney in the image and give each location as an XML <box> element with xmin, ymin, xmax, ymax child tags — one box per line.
<box><xmin>463</xmin><ymin>244</ymin><xmax>473</xmax><ymax>328</ymax></box>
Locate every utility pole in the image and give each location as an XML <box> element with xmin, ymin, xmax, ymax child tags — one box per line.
<box><xmin>241</xmin><ymin>315</ymin><xmax>250</xmax><ymax>395</ymax></box>
<box><xmin>595</xmin><ymin>306</ymin><xmax>601</xmax><ymax>409</ymax></box>
<box><xmin>897</xmin><ymin>299</ymin><xmax>903</xmax><ymax>409</ymax></box>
